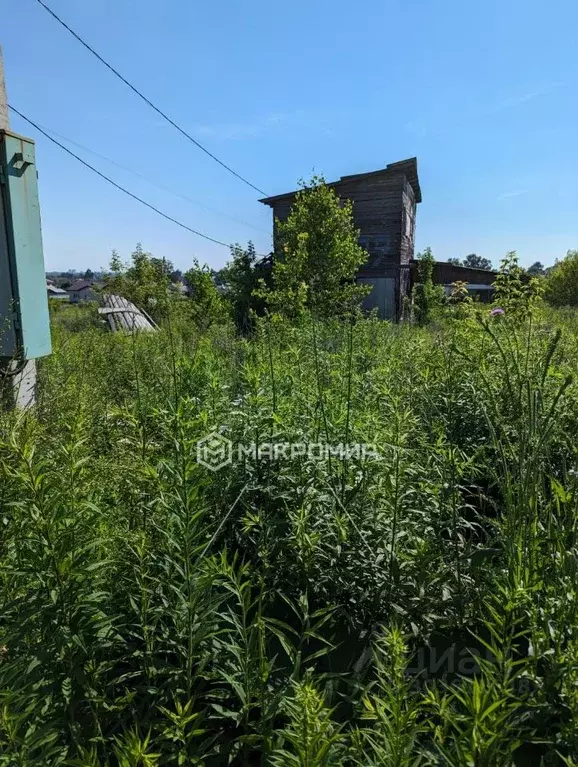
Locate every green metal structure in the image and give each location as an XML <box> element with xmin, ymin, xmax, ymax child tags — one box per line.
<box><xmin>0</xmin><ymin>129</ymin><xmax>51</xmax><ymax>360</ymax></box>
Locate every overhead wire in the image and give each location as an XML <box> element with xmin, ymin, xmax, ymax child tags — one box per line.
<box><xmin>33</xmin><ymin>0</ymin><xmax>268</xmax><ymax>197</ymax></box>
<box><xmin>10</xmin><ymin>104</ymin><xmax>256</xmax><ymax>251</ymax></box>
<box><xmin>27</xmin><ymin>118</ymin><xmax>269</xmax><ymax>236</ymax></box>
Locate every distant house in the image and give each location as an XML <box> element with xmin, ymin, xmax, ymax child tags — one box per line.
<box><xmin>67</xmin><ymin>280</ymin><xmax>98</xmax><ymax>303</ymax></box>
<box><xmin>169</xmin><ymin>282</ymin><xmax>190</xmax><ymax>297</ymax></box>
<box><xmin>47</xmin><ymin>282</ymin><xmax>70</xmax><ymax>301</ymax></box>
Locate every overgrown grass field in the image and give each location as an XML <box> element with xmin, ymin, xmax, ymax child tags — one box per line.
<box><xmin>1</xmin><ymin>297</ymin><xmax>578</xmax><ymax>765</ymax></box>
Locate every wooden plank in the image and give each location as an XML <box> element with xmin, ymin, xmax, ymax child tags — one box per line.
<box><xmin>99</xmin><ymin>294</ymin><xmax>157</xmax><ymax>334</ymax></box>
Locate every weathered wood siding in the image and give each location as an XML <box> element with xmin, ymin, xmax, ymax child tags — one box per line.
<box><xmin>269</xmin><ymin>171</ymin><xmax>411</xmax><ymax>276</ymax></box>
<box><xmin>262</xmin><ymin>158</ymin><xmax>421</xmax><ymax>321</ymax></box>
<box><xmin>400</xmin><ymin>178</ymin><xmax>416</xmax><ymax>265</ymax></box>
<box><xmin>340</xmin><ymin>173</ymin><xmax>404</xmax><ymax>275</ymax></box>
<box><xmin>430</xmin><ymin>263</ymin><xmax>497</xmax><ymax>285</ymax></box>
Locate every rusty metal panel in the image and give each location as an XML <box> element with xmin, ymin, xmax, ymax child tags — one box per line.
<box><xmin>0</xmin><ymin>130</ymin><xmax>51</xmax><ymax>359</ymax></box>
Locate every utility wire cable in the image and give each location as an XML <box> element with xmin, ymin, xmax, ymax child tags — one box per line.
<box><xmin>10</xmin><ymin>104</ymin><xmax>232</xmax><ymax>249</ymax></box>
<box><xmin>33</xmin><ymin>0</ymin><xmax>268</xmax><ymax>197</ymax></box>
<box><xmin>29</xmin><ymin>118</ymin><xmax>269</xmax><ymax>235</ymax></box>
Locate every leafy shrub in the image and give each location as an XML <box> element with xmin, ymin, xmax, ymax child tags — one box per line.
<box><xmin>0</xmin><ymin>300</ymin><xmax>577</xmax><ymax>763</ymax></box>
<box><xmin>545</xmin><ymin>249</ymin><xmax>578</xmax><ymax>307</ymax></box>
<box><xmin>413</xmin><ymin>247</ymin><xmax>443</xmax><ymax>325</ymax></box>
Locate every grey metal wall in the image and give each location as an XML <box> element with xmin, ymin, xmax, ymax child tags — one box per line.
<box><xmin>358</xmin><ymin>276</ymin><xmax>396</xmax><ymax>320</ymax></box>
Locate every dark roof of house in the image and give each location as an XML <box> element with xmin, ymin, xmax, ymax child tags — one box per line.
<box><xmin>411</xmin><ymin>260</ymin><xmax>497</xmax><ymax>286</ymax></box>
<box><xmin>67</xmin><ymin>280</ymin><xmax>94</xmax><ymax>292</ymax></box>
<box><xmin>259</xmin><ymin>157</ymin><xmax>422</xmax><ymax>206</ymax></box>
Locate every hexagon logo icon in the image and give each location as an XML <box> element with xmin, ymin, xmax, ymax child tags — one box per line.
<box><xmin>196</xmin><ymin>431</ymin><xmax>233</xmax><ymax>471</ymax></box>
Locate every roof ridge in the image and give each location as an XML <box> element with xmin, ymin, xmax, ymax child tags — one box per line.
<box><xmin>259</xmin><ymin>157</ymin><xmax>421</xmax><ymax>205</ymax></box>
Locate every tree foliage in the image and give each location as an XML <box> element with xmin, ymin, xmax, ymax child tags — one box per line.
<box><xmin>413</xmin><ymin>247</ymin><xmax>443</xmax><ymax>325</ymax></box>
<box><xmin>545</xmin><ymin>250</ymin><xmax>578</xmax><ymax>307</ymax></box>
<box><xmin>266</xmin><ymin>176</ymin><xmax>369</xmax><ymax>318</ymax></box>
<box><xmin>463</xmin><ymin>253</ymin><xmax>493</xmax><ymax>270</ymax></box>
<box><xmin>527</xmin><ymin>261</ymin><xmax>545</xmax><ymax>277</ymax></box>
<box><xmin>184</xmin><ymin>259</ymin><xmax>226</xmax><ymax>330</ymax></box>
<box><xmin>106</xmin><ymin>244</ymin><xmax>173</xmax><ymax>321</ymax></box>
<box><xmin>220</xmin><ymin>242</ymin><xmax>271</xmax><ymax>333</ymax></box>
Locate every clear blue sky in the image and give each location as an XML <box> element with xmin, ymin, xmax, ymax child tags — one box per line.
<box><xmin>4</xmin><ymin>0</ymin><xmax>578</xmax><ymax>272</ymax></box>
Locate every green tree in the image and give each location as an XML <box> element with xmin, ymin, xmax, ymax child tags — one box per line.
<box><xmin>527</xmin><ymin>261</ymin><xmax>545</xmax><ymax>277</ymax></box>
<box><xmin>184</xmin><ymin>259</ymin><xmax>225</xmax><ymax>330</ymax></box>
<box><xmin>267</xmin><ymin>176</ymin><xmax>369</xmax><ymax>318</ymax></box>
<box><xmin>106</xmin><ymin>244</ymin><xmax>173</xmax><ymax>320</ymax></box>
<box><xmin>413</xmin><ymin>247</ymin><xmax>443</xmax><ymax>325</ymax></box>
<box><xmin>447</xmin><ymin>257</ymin><xmax>462</xmax><ymax>266</ymax></box>
<box><xmin>220</xmin><ymin>242</ymin><xmax>271</xmax><ymax>333</ymax></box>
<box><xmin>149</xmin><ymin>257</ymin><xmax>174</xmax><ymax>280</ymax></box>
<box><xmin>545</xmin><ymin>250</ymin><xmax>578</xmax><ymax>307</ymax></box>
<box><xmin>463</xmin><ymin>253</ymin><xmax>493</xmax><ymax>270</ymax></box>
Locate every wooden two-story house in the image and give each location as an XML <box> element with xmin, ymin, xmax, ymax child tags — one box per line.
<box><xmin>259</xmin><ymin>158</ymin><xmax>422</xmax><ymax>320</ymax></box>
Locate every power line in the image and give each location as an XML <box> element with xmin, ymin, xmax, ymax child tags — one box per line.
<box><xmin>11</xmin><ymin>106</ymin><xmax>270</xmax><ymax>255</ymax></box>
<box><xmin>29</xmin><ymin>118</ymin><xmax>269</xmax><ymax>235</ymax></box>
<box><xmin>33</xmin><ymin>0</ymin><xmax>268</xmax><ymax>197</ymax></box>
<box><xmin>9</xmin><ymin>104</ymin><xmax>233</xmax><ymax>249</ymax></box>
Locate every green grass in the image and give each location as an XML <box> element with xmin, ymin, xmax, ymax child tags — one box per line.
<box><xmin>0</xmin><ymin>303</ymin><xmax>577</xmax><ymax>765</ymax></box>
